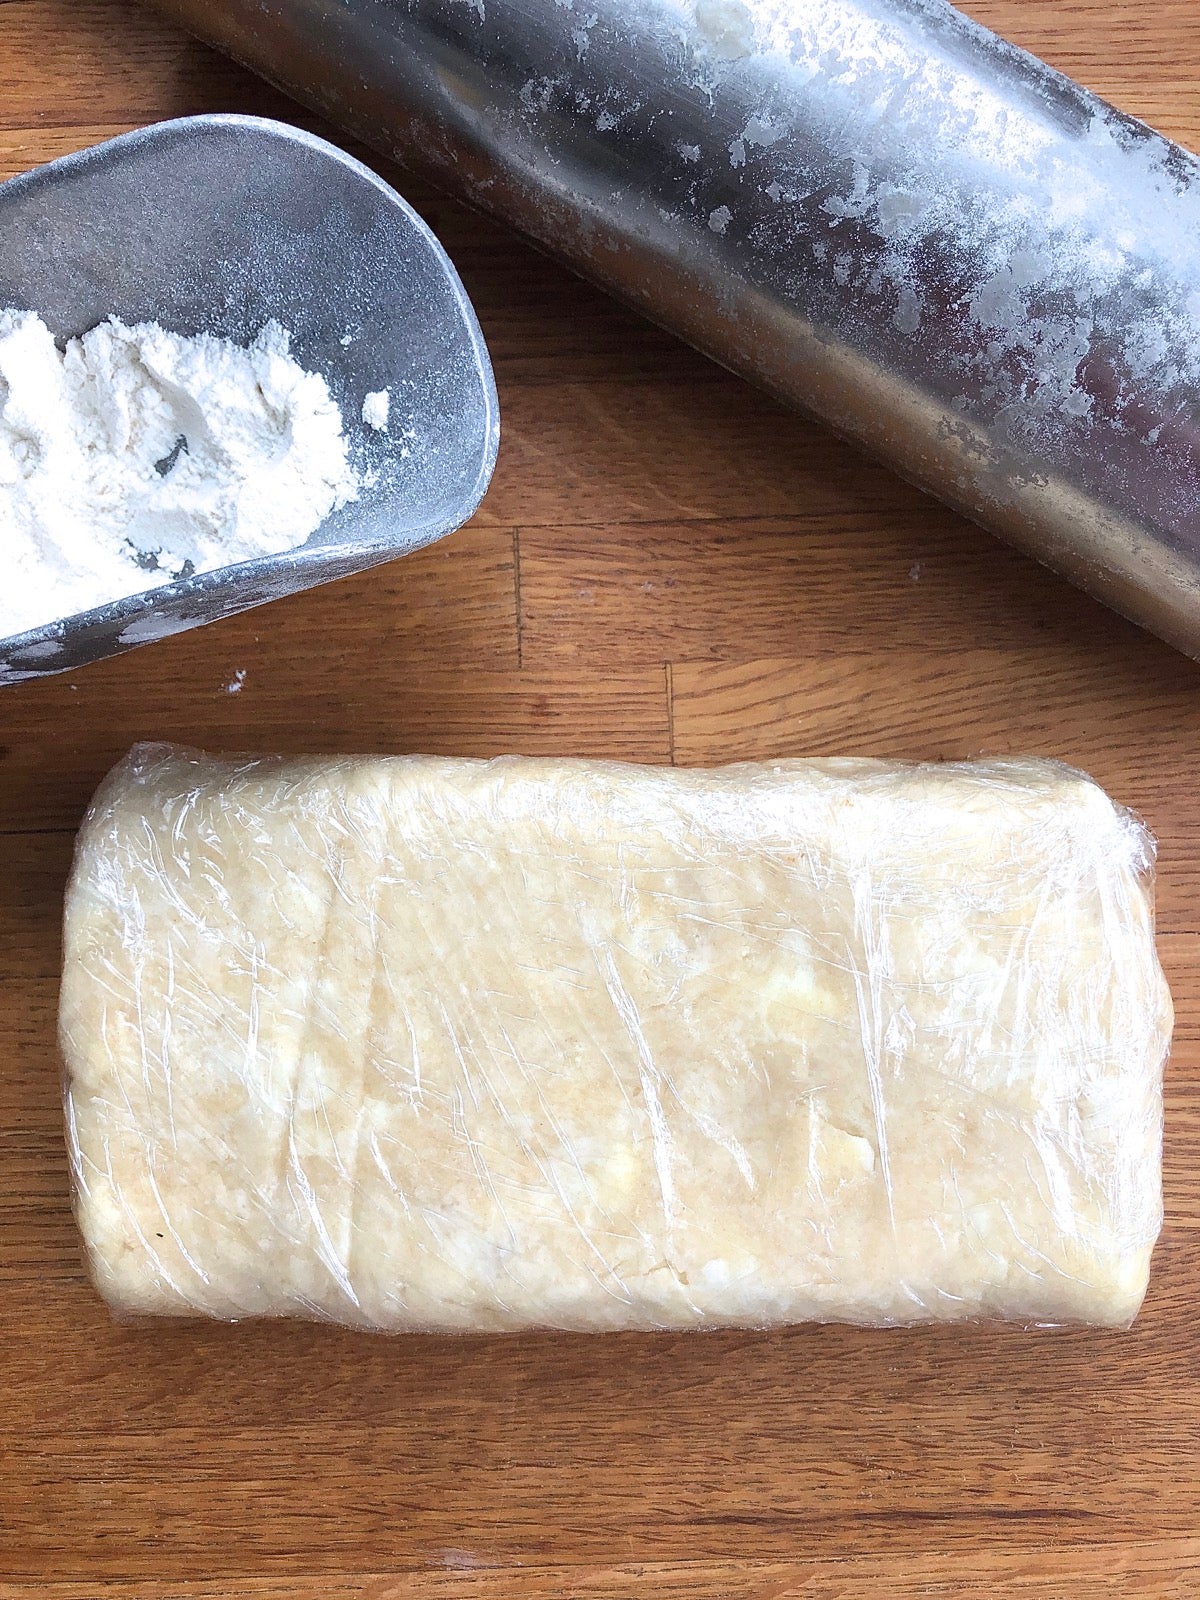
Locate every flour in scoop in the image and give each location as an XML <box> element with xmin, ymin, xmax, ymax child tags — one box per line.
<box><xmin>361</xmin><ymin>387</ymin><xmax>390</xmax><ymax>431</ymax></box>
<box><xmin>0</xmin><ymin>312</ymin><xmax>360</xmax><ymax>639</ymax></box>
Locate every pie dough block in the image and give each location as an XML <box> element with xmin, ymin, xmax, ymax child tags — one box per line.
<box><xmin>60</xmin><ymin>744</ymin><xmax>1172</xmax><ymax>1331</ymax></box>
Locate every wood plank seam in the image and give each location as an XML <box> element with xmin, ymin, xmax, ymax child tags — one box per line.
<box><xmin>512</xmin><ymin>525</ymin><xmax>523</xmax><ymax>669</ymax></box>
<box><xmin>665</xmin><ymin>662</ymin><xmax>676</xmax><ymax>766</ymax></box>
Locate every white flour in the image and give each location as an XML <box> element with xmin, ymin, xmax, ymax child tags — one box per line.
<box><xmin>0</xmin><ymin>312</ymin><xmax>360</xmax><ymax>639</ymax></box>
<box><xmin>362</xmin><ymin>388</ymin><xmax>390</xmax><ymax>431</ymax></box>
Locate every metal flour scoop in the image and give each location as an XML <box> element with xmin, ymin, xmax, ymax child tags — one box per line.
<box><xmin>0</xmin><ymin>114</ymin><xmax>499</xmax><ymax>685</ymax></box>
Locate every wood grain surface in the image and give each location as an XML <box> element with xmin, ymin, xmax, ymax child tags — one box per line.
<box><xmin>3</xmin><ymin>1</ymin><xmax>1200</xmax><ymax>1594</ymax></box>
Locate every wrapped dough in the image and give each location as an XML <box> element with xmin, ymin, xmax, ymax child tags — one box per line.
<box><xmin>60</xmin><ymin>744</ymin><xmax>1171</xmax><ymax>1331</ymax></box>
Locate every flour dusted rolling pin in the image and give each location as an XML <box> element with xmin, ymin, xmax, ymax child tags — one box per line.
<box><xmin>61</xmin><ymin>746</ymin><xmax>1170</xmax><ymax>1330</ymax></box>
<box><xmin>146</xmin><ymin>0</ymin><xmax>1200</xmax><ymax>655</ymax></box>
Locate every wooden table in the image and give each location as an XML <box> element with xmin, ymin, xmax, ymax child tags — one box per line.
<box><xmin>3</xmin><ymin>2</ymin><xmax>1200</xmax><ymax>1594</ymax></box>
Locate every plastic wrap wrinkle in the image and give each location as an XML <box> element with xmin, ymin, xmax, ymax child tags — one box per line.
<box><xmin>59</xmin><ymin>745</ymin><xmax>1172</xmax><ymax>1331</ymax></box>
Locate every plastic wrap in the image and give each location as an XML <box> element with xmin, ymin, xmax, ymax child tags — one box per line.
<box><xmin>60</xmin><ymin>744</ymin><xmax>1172</xmax><ymax>1331</ymax></box>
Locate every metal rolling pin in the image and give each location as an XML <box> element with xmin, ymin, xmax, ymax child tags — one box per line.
<box><xmin>148</xmin><ymin>0</ymin><xmax>1200</xmax><ymax>655</ymax></box>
